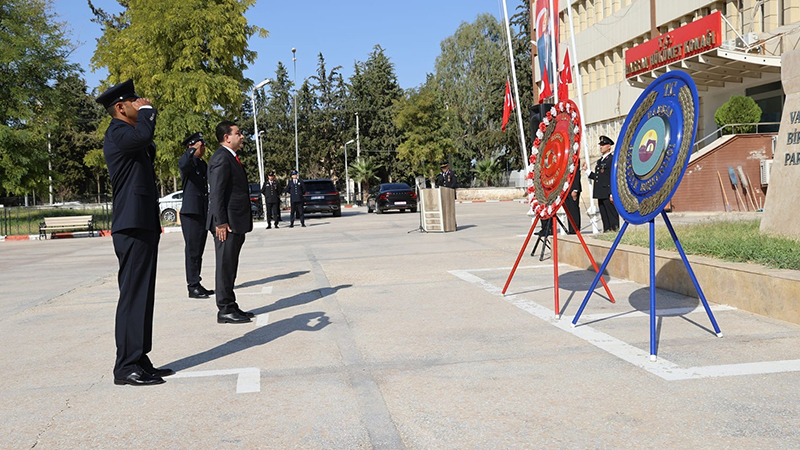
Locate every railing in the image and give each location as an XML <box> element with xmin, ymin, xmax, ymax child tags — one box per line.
<box><xmin>693</xmin><ymin>122</ymin><xmax>779</xmax><ymax>153</ymax></box>
<box><xmin>0</xmin><ymin>203</ymin><xmax>112</xmax><ymax>237</ymax></box>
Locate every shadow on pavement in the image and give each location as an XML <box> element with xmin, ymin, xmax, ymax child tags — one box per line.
<box><xmin>235</xmin><ymin>270</ymin><xmax>310</xmax><ymax>289</ymax></box>
<box><xmin>249</xmin><ymin>284</ymin><xmax>352</xmax><ymax>315</ymax></box>
<box><xmin>166</xmin><ymin>311</ymin><xmax>331</xmax><ymax>372</ymax></box>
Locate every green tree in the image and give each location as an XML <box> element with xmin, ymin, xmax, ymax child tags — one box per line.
<box><xmin>349</xmin><ymin>45</ymin><xmax>403</xmax><ymax>182</ymax></box>
<box><xmin>349</xmin><ymin>157</ymin><xmax>381</xmax><ymax>203</ymax></box>
<box><xmin>306</xmin><ymin>53</ymin><xmax>348</xmax><ymax>182</ymax></box>
<box><xmin>90</xmin><ymin>0</ymin><xmax>268</xmax><ymax>193</ymax></box>
<box><xmin>434</xmin><ymin>13</ymin><xmax>515</xmax><ymax>184</ymax></box>
<box><xmin>0</xmin><ymin>0</ymin><xmax>77</xmax><ymax>197</ymax></box>
<box><xmin>83</xmin><ymin>148</ymin><xmax>106</xmax><ymax>203</ymax></box>
<box><xmin>472</xmin><ymin>157</ymin><xmax>503</xmax><ymax>187</ymax></box>
<box><xmin>714</xmin><ymin>95</ymin><xmax>763</xmax><ymax>134</ymax></box>
<box><xmin>395</xmin><ymin>80</ymin><xmax>457</xmax><ymax>183</ymax></box>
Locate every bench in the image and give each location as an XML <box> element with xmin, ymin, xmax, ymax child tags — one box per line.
<box><xmin>39</xmin><ymin>215</ymin><xmax>94</xmax><ymax>240</ymax></box>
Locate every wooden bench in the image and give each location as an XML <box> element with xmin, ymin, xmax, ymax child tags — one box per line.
<box><xmin>39</xmin><ymin>215</ymin><xmax>94</xmax><ymax>239</ymax></box>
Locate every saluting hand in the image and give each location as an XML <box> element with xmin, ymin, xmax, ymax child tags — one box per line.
<box><xmin>216</xmin><ymin>223</ymin><xmax>232</xmax><ymax>242</ymax></box>
<box><xmin>132</xmin><ymin>98</ymin><xmax>152</xmax><ymax>110</ymax></box>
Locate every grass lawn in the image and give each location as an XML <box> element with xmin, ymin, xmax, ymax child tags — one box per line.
<box><xmin>593</xmin><ymin>219</ymin><xmax>800</xmax><ymax>270</ymax></box>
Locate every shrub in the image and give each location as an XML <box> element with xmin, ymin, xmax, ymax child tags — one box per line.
<box><xmin>714</xmin><ymin>95</ymin><xmax>762</xmax><ymax>134</ymax></box>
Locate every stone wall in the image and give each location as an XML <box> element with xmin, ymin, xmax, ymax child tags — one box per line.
<box><xmin>456</xmin><ymin>187</ymin><xmax>527</xmax><ymax>201</ymax></box>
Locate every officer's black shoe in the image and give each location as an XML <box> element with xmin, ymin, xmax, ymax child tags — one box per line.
<box><xmin>217</xmin><ymin>310</ymin><xmax>252</xmax><ymax>324</ymax></box>
<box><xmin>144</xmin><ymin>366</ymin><xmax>175</xmax><ymax>377</ymax></box>
<box><xmin>188</xmin><ymin>287</ymin><xmax>209</xmax><ymax>299</ymax></box>
<box><xmin>266</xmin><ymin>224</ymin><xmax>272</xmax><ymax>229</ymax></box>
<box><xmin>289</xmin><ymin>223</ymin><xmax>294</xmax><ymax>228</ymax></box>
<box><xmin>199</xmin><ymin>285</ymin><xmax>215</xmax><ymax>296</ymax></box>
<box><xmin>114</xmin><ymin>370</ymin><xmax>165</xmax><ymax>386</ymax></box>
<box><xmin>274</xmin><ymin>222</ymin><xmax>279</xmax><ymax>229</ymax></box>
<box><xmin>301</xmin><ymin>223</ymin><xmax>306</xmax><ymax>227</ymax></box>
<box><xmin>236</xmin><ymin>308</ymin><xmax>256</xmax><ymax>319</ymax></box>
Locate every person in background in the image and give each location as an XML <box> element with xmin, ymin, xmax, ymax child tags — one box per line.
<box><xmin>178</xmin><ymin>132</ymin><xmax>214</xmax><ymax>299</ymax></box>
<box><xmin>261</xmin><ymin>171</ymin><xmax>282</xmax><ymax>229</ymax></box>
<box><xmin>285</xmin><ymin>170</ymin><xmax>306</xmax><ymax>228</ymax></box>
<box><xmin>583</xmin><ymin>135</ymin><xmax>619</xmax><ymax>232</ymax></box>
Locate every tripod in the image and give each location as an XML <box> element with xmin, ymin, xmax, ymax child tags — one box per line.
<box><xmin>408</xmin><ymin>177</ymin><xmax>427</xmax><ymax>234</ymax></box>
<box><xmin>531</xmin><ymin>218</ymin><xmax>553</xmax><ymax>261</ymax></box>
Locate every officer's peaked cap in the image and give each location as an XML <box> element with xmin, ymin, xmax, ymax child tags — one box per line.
<box><xmin>95</xmin><ymin>79</ymin><xmax>139</xmax><ymax>109</ymax></box>
<box><xmin>182</xmin><ymin>132</ymin><xmax>205</xmax><ymax>147</ymax></box>
<box><xmin>599</xmin><ymin>135</ymin><xmax>614</xmax><ymax>146</ymax></box>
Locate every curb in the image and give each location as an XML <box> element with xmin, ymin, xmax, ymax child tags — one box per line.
<box><xmin>1</xmin><ymin>230</ymin><xmax>112</xmax><ymax>241</ymax></box>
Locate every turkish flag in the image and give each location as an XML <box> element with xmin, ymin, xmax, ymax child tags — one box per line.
<box><xmin>502</xmin><ymin>79</ymin><xmax>515</xmax><ymax>132</ymax></box>
<box><xmin>558</xmin><ymin>49</ymin><xmax>572</xmax><ymax>100</ymax></box>
<box><xmin>538</xmin><ymin>66</ymin><xmax>552</xmax><ymax>104</ymax></box>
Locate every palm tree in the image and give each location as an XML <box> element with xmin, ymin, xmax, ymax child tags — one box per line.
<box><xmin>349</xmin><ymin>157</ymin><xmax>382</xmax><ymax>203</ymax></box>
<box><xmin>472</xmin><ymin>158</ymin><xmax>502</xmax><ymax>187</ymax></box>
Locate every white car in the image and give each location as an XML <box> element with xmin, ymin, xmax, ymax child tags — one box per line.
<box><xmin>159</xmin><ymin>191</ymin><xmax>183</xmax><ymax>222</ymax></box>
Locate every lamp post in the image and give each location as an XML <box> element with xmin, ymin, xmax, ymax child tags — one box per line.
<box><xmin>250</xmin><ymin>78</ymin><xmax>271</xmax><ymax>219</ymax></box>
<box><xmin>344</xmin><ymin>139</ymin><xmax>354</xmax><ymax>204</ymax></box>
<box><xmin>292</xmin><ymin>47</ymin><xmax>299</xmax><ymax>173</ymax></box>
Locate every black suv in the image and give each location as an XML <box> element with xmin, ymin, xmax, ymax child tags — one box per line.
<box><xmin>249</xmin><ymin>182</ymin><xmax>264</xmax><ymax>219</ymax></box>
<box><xmin>303</xmin><ymin>179</ymin><xmax>342</xmax><ymax>217</ymax></box>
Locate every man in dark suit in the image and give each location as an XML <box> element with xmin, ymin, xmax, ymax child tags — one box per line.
<box><xmin>285</xmin><ymin>170</ymin><xmax>306</xmax><ymax>227</ymax></box>
<box><xmin>564</xmin><ymin>167</ymin><xmax>582</xmax><ymax>234</ymax></box>
<box><xmin>97</xmin><ymin>79</ymin><xmax>172</xmax><ymax>386</ymax></box>
<box><xmin>207</xmin><ymin>121</ymin><xmax>254</xmax><ymax>324</ymax></box>
<box><xmin>585</xmin><ymin>135</ymin><xmax>619</xmax><ymax>232</ymax></box>
<box><xmin>261</xmin><ymin>171</ymin><xmax>282</xmax><ymax>229</ymax></box>
<box><xmin>179</xmin><ymin>132</ymin><xmax>214</xmax><ymax>299</ymax></box>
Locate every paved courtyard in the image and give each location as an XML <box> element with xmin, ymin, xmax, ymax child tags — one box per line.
<box><xmin>1</xmin><ymin>201</ymin><xmax>799</xmax><ymax>449</ymax></box>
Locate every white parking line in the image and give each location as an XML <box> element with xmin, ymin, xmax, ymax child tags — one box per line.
<box><xmin>450</xmin><ymin>268</ymin><xmax>800</xmax><ymax>381</ymax></box>
<box><xmin>171</xmin><ymin>367</ymin><xmax>261</xmax><ymax>393</ymax></box>
<box><xmin>256</xmin><ymin>313</ymin><xmax>270</xmax><ymax>327</ymax></box>
<box><xmin>576</xmin><ymin>304</ymin><xmax>738</xmax><ymax>322</ymax></box>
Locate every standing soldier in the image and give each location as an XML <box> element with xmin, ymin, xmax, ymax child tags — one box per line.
<box><xmin>584</xmin><ymin>135</ymin><xmax>619</xmax><ymax>232</ymax></box>
<box><xmin>564</xmin><ymin>167</ymin><xmax>582</xmax><ymax>234</ymax></box>
<box><xmin>96</xmin><ymin>79</ymin><xmax>172</xmax><ymax>386</ymax></box>
<box><xmin>261</xmin><ymin>171</ymin><xmax>282</xmax><ymax>229</ymax></box>
<box><xmin>435</xmin><ymin>161</ymin><xmax>458</xmax><ymax>197</ymax></box>
<box><xmin>285</xmin><ymin>170</ymin><xmax>306</xmax><ymax>227</ymax></box>
<box><xmin>179</xmin><ymin>132</ymin><xmax>214</xmax><ymax>299</ymax></box>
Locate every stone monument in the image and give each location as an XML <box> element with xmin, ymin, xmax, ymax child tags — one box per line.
<box><xmin>761</xmin><ymin>49</ymin><xmax>800</xmax><ymax>238</ymax></box>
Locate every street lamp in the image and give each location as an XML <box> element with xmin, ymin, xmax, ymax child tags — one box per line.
<box><xmin>250</xmin><ymin>77</ymin><xmax>272</xmax><ymax>219</ymax></box>
<box><xmin>344</xmin><ymin>139</ymin><xmax>355</xmax><ymax>204</ymax></box>
<box><xmin>292</xmin><ymin>47</ymin><xmax>299</xmax><ymax>173</ymax></box>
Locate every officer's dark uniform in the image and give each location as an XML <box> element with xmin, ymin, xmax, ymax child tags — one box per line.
<box><xmin>588</xmin><ymin>135</ymin><xmax>619</xmax><ymax>232</ymax></box>
<box><xmin>97</xmin><ymin>79</ymin><xmax>170</xmax><ymax>385</ymax></box>
<box><xmin>564</xmin><ymin>169</ymin><xmax>582</xmax><ymax>234</ymax></box>
<box><xmin>435</xmin><ymin>163</ymin><xmax>458</xmax><ymax>198</ymax></box>
<box><xmin>178</xmin><ymin>132</ymin><xmax>213</xmax><ymax>298</ymax></box>
<box><xmin>261</xmin><ymin>172</ymin><xmax>282</xmax><ymax>228</ymax></box>
<box><xmin>285</xmin><ymin>171</ymin><xmax>306</xmax><ymax>227</ymax></box>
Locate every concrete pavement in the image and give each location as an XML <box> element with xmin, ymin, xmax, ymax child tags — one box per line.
<box><xmin>1</xmin><ymin>202</ymin><xmax>799</xmax><ymax>449</ymax></box>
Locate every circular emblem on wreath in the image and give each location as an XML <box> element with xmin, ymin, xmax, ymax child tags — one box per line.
<box><xmin>526</xmin><ymin>99</ymin><xmax>582</xmax><ymax>219</ymax></box>
<box><xmin>611</xmin><ymin>70</ymin><xmax>699</xmax><ymax>225</ymax></box>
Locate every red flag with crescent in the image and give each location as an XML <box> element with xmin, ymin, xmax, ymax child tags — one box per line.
<box><xmin>502</xmin><ymin>79</ymin><xmax>515</xmax><ymax>132</ymax></box>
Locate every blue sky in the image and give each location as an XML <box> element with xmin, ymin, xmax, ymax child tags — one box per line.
<box><xmin>51</xmin><ymin>0</ymin><xmax>512</xmax><ymax>93</ymax></box>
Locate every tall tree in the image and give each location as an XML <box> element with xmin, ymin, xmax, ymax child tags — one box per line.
<box><xmin>349</xmin><ymin>45</ymin><xmax>402</xmax><ymax>183</ymax></box>
<box><xmin>434</xmin><ymin>13</ymin><xmax>517</xmax><ymax>184</ymax></box>
<box><xmin>394</xmin><ymin>78</ymin><xmax>457</xmax><ymax>183</ymax></box>
<box><xmin>90</xmin><ymin>0</ymin><xmax>267</xmax><ymax>192</ymax></box>
<box><xmin>306</xmin><ymin>53</ymin><xmax>348</xmax><ymax>183</ymax></box>
<box><xmin>0</xmin><ymin>0</ymin><xmax>77</xmax><ymax>197</ymax></box>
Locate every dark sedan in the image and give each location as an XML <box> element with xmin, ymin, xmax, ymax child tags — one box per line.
<box><xmin>367</xmin><ymin>183</ymin><xmax>418</xmax><ymax>214</ymax></box>
<box><xmin>303</xmin><ymin>179</ymin><xmax>342</xmax><ymax>217</ymax></box>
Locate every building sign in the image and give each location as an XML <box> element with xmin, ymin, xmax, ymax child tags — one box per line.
<box><xmin>625</xmin><ymin>12</ymin><xmax>722</xmax><ymax>78</ymax></box>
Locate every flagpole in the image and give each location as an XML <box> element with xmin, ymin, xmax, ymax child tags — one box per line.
<box><xmin>566</xmin><ymin>1</ymin><xmax>600</xmax><ymax>233</ymax></box>
<box><xmin>501</xmin><ymin>0</ymin><xmax>528</xmax><ymax>170</ymax></box>
<box><xmin>548</xmin><ymin>0</ymin><xmax>558</xmax><ymax>104</ymax></box>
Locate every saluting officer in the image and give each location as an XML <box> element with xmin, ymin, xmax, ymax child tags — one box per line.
<box><xmin>435</xmin><ymin>161</ymin><xmax>458</xmax><ymax>198</ymax></box>
<box><xmin>285</xmin><ymin>170</ymin><xmax>306</xmax><ymax>227</ymax></box>
<box><xmin>584</xmin><ymin>135</ymin><xmax>619</xmax><ymax>232</ymax></box>
<box><xmin>261</xmin><ymin>171</ymin><xmax>282</xmax><ymax>229</ymax></box>
<box><xmin>96</xmin><ymin>79</ymin><xmax>172</xmax><ymax>386</ymax></box>
<box><xmin>179</xmin><ymin>132</ymin><xmax>214</xmax><ymax>299</ymax></box>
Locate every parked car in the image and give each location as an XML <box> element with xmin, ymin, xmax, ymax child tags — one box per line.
<box><xmin>303</xmin><ymin>179</ymin><xmax>342</xmax><ymax>217</ymax></box>
<box><xmin>249</xmin><ymin>182</ymin><xmax>264</xmax><ymax>220</ymax></box>
<box><xmin>158</xmin><ymin>191</ymin><xmax>183</xmax><ymax>222</ymax></box>
<box><xmin>366</xmin><ymin>183</ymin><xmax>418</xmax><ymax>214</ymax></box>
